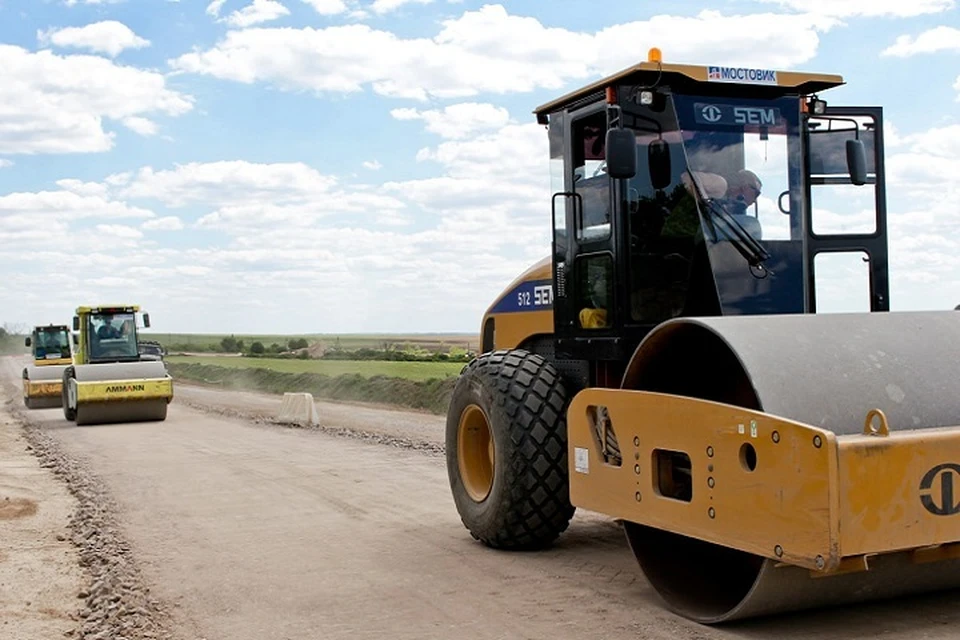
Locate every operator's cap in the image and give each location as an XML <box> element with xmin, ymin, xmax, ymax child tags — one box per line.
<box><xmin>735</xmin><ymin>169</ymin><xmax>762</xmax><ymax>192</ymax></box>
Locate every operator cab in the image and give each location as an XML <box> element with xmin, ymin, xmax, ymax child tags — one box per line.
<box><xmin>73</xmin><ymin>306</ymin><xmax>152</xmax><ymax>364</ymax></box>
<box><xmin>25</xmin><ymin>325</ymin><xmax>73</xmax><ymax>362</ymax></box>
<box><xmin>542</xmin><ymin>48</ymin><xmax>889</xmax><ymax>364</ymax></box>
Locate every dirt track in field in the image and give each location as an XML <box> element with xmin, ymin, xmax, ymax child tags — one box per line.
<box><xmin>3</xmin><ymin>354</ymin><xmax>960</xmax><ymax>639</ymax></box>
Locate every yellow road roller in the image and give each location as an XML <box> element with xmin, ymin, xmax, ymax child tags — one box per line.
<box><xmin>445</xmin><ymin>49</ymin><xmax>960</xmax><ymax>624</ymax></box>
<box><xmin>22</xmin><ymin>324</ymin><xmax>74</xmax><ymax>409</ymax></box>
<box><xmin>61</xmin><ymin>304</ymin><xmax>173</xmax><ymax>426</ymax></box>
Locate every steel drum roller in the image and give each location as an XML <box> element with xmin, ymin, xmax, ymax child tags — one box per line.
<box><xmin>619</xmin><ymin>310</ymin><xmax>960</xmax><ymax>623</ymax></box>
<box><xmin>68</xmin><ymin>361</ymin><xmax>171</xmax><ymax>426</ymax></box>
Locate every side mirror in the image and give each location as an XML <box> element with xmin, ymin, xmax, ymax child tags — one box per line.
<box><xmin>605</xmin><ymin>128</ymin><xmax>637</xmax><ymax>179</ymax></box>
<box><xmin>846</xmin><ymin>139</ymin><xmax>868</xmax><ymax>186</ymax></box>
<box><xmin>24</xmin><ymin>337</ymin><xmax>31</xmax><ymax>347</ymax></box>
<box><xmin>72</xmin><ymin>333</ymin><xmax>78</xmax><ymax>345</ymax></box>
<box><xmin>142</xmin><ymin>313</ymin><xmax>151</xmax><ymax>328</ymax></box>
<box><xmin>73</xmin><ymin>316</ymin><xmax>79</xmax><ymax>331</ymax></box>
<box><xmin>649</xmin><ymin>139</ymin><xmax>672</xmax><ymax>191</ymax></box>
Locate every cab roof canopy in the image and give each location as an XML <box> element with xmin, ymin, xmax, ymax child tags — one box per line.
<box><xmin>76</xmin><ymin>305</ymin><xmax>140</xmax><ymax>314</ymax></box>
<box><xmin>533</xmin><ymin>49</ymin><xmax>844</xmax><ymax>124</ymax></box>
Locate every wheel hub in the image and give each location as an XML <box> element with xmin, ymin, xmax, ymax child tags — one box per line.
<box><xmin>458</xmin><ymin>404</ymin><xmax>495</xmax><ymax>502</ymax></box>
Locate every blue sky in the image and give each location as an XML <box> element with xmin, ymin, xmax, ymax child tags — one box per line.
<box><xmin>0</xmin><ymin>0</ymin><xmax>957</xmax><ymax>334</ymax></box>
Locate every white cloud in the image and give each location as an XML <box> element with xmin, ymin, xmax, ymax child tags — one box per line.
<box><xmin>0</xmin><ymin>190</ymin><xmax>154</xmax><ymax>227</ymax></box>
<box><xmin>122</xmin><ymin>116</ymin><xmax>159</xmax><ymax>136</ymax></box>
<box><xmin>207</xmin><ymin>0</ymin><xmax>228</xmax><ymax>16</ymax></box>
<box><xmin>887</xmin><ymin>125</ymin><xmax>960</xmax><ymax>193</ymax></box>
<box><xmin>759</xmin><ymin>0</ymin><xmax>954</xmax><ymax>17</ymax></box>
<box><xmin>0</xmin><ymin>160</ymin><xmax>12</xmax><ymax>169</ymax></box>
<box><xmin>37</xmin><ymin>21</ymin><xmax>151</xmax><ymax>58</ymax></box>
<box><xmin>118</xmin><ymin>160</ymin><xmax>340</xmax><ymax>206</ymax></box>
<box><xmin>0</xmin><ymin>45</ymin><xmax>193</xmax><ymax>154</ymax></box>
<box><xmin>142</xmin><ymin>216</ymin><xmax>185</xmax><ymax>231</ymax></box>
<box><xmin>362</xmin><ymin>159</ymin><xmax>382</xmax><ymax>169</ymax></box>
<box><xmin>370</xmin><ymin>0</ymin><xmax>432</xmax><ymax>14</ymax></box>
<box><xmin>223</xmin><ymin>0</ymin><xmax>290</xmax><ymax>28</ymax></box>
<box><xmin>169</xmin><ymin>5</ymin><xmax>833</xmax><ymax>101</ymax></box>
<box><xmin>55</xmin><ymin>178</ymin><xmax>110</xmax><ymax>197</ymax></box>
<box><xmin>193</xmin><ymin>192</ymin><xmax>408</xmax><ymax>230</ymax></box>
<box><xmin>0</xmin><ymin>184</ymin><xmax>160</xmax><ymax>298</ymax></box>
<box><xmin>96</xmin><ymin>224</ymin><xmax>143</xmax><ymax>239</ymax></box>
<box><xmin>954</xmin><ymin>74</ymin><xmax>960</xmax><ymax>100</ymax></box>
<box><xmin>64</xmin><ymin>0</ymin><xmax>126</xmax><ymax>5</ymax></box>
<box><xmin>390</xmin><ymin>102</ymin><xmax>510</xmax><ymax>139</ymax></box>
<box><xmin>0</xmin><ymin>111</ymin><xmax>550</xmax><ymax>333</ymax></box>
<box><xmin>104</xmin><ymin>172</ymin><xmax>133</xmax><ymax>187</ymax></box>
<box><xmin>883</xmin><ymin>124</ymin><xmax>960</xmax><ymax>308</ymax></box>
<box><xmin>882</xmin><ymin>26</ymin><xmax>960</xmax><ymax>57</ymax></box>
<box><xmin>301</xmin><ymin>0</ymin><xmax>348</xmax><ymax>15</ymax></box>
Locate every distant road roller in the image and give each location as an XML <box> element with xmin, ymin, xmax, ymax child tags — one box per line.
<box><xmin>22</xmin><ymin>324</ymin><xmax>74</xmax><ymax>409</ymax></box>
<box><xmin>61</xmin><ymin>305</ymin><xmax>173</xmax><ymax>426</ymax></box>
<box><xmin>445</xmin><ymin>49</ymin><xmax>960</xmax><ymax>624</ymax></box>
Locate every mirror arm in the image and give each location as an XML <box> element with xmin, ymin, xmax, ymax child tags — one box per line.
<box><xmin>604</xmin><ymin>104</ymin><xmax>638</xmax><ymax>180</ymax></box>
<box><xmin>606</xmin><ymin>103</ymin><xmax>623</xmax><ymax>129</ymax></box>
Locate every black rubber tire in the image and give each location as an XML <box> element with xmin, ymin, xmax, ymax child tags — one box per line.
<box><xmin>22</xmin><ymin>368</ymin><xmax>32</xmax><ymax>408</ymax></box>
<box><xmin>61</xmin><ymin>366</ymin><xmax>77</xmax><ymax>422</ymax></box>
<box><xmin>446</xmin><ymin>348</ymin><xmax>575</xmax><ymax>550</ymax></box>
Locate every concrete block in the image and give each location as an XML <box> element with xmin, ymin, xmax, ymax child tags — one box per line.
<box><xmin>278</xmin><ymin>392</ymin><xmax>319</xmax><ymax>426</ymax></box>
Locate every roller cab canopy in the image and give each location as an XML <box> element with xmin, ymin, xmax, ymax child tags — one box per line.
<box><xmin>533</xmin><ymin>47</ymin><xmax>885</xmax><ymax>365</ymax></box>
<box><xmin>73</xmin><ymin>303</ymin><xmax>153</xmax><ymax>365</ymax></box>
<box><xmin>26</xmin><ymin>324</ymin><xmax>73</xmax><ymax>365</ymax></box>
<box><xmin>76</xmin><ymin>304</ymin><xmax>141</xmax><ymax>315</ymax></box>
<box><xmin>533</xmin><ymin>55</ymin><xmax>844</xmax><ymax>123</ymax></box>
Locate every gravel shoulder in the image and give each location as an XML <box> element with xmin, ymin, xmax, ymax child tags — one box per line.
<box><xmin>172</xmin><ymin>381</ymin><xmax>446</xmax><ymax>451</ymax></box>
<box><xmin>1</xmin><ymin>356</ymin><xmax>176</xmax><ymax>640</ymax></box>
<box><xmin>0</xmin><ymin>394</ymin><xmax>83</xmax><ymax>640</ymax></box>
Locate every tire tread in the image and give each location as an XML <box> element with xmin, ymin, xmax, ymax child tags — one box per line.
<box><xmin>449</xmin><ymin>348</ymin><xmax>575</xmax><ymax>550</ymax></box>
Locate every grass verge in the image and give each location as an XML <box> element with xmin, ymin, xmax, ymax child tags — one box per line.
<box><xmin>149</xmin><ymin>332</ymin><xmax>478</xmax><ymax>353</ymax></box>
<box><xmin>165</xmin><ymin>355</ymin><xmax>464</xmax><ymax>381</ymax></box>
<box><xmin>167</xmin><ymin>362</ymin><xmax>460</xmax><ymax>414</ymax></box>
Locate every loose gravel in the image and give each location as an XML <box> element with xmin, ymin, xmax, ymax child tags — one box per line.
<box><xmin>175</xmin><ymin>394</ymin><xmax>446</xmax><ymax>456</ymax></box>
<box><xmin>15</xmin><ymin>413</ymin><xmax>175</xmax><ymax>640</ymax></box>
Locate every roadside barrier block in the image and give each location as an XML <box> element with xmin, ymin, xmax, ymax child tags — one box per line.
<box><xmin>278</xmin><ymin>392</ymin><xmax>319</xmax><ymax>426</ymax></box>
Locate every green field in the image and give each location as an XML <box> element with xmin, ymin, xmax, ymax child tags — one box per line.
<box><xmin>167</xmin><ymin>361</ymin><xmax>458</xmax><ymax>413</ymax></box>
<box><xmin>165</xmin><ymin>355</ymin><xmax>464</xmax><ymax>381</ymax></box>
<box><xmin>149</xmin><ymin>332</ymin><xmax>478</xmax><ymax>353</ymax></box>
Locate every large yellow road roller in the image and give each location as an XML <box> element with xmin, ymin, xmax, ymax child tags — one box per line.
<box><xmin>22</xmin><ymin>324</ymin><xmax>74</xmax><ymax>409</ymax></box>
<box><xmin>61</xmin><ymin>304</ymin><xmax>173</xmax><ymax>426</ymax></box>
<box><xmin>445</xmin><ymin>49</ymin><xmax>960</xmax><ymax>623</ymax></box>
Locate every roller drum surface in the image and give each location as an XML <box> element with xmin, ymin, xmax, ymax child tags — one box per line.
<box><xmin>73</xmin><ymin>361</ymin><xmax>169</xmax><ymax>382</ymax></box>
<box><xmin>25</xmin><ymin>363</ymin><xmax>68</xmax><ymax>381</ymax></box>
<box><xmin>28</xmin><ymin>396</ymin><xmax>63</xmax><ymax>409</ymax></box>
<box><xmin>620</xmin><ymin>310</ymin><xmax>960</xmax><ymax>623</ymax></box>
<box><xmin>71</xmin><ymin>360</ymin><xmax>171</xmax><ymax>426</ymax></box>
<box><xmin>74</xmin><ymin>399</ymin><xmax>168</xmax><ymax>426</ymax></box>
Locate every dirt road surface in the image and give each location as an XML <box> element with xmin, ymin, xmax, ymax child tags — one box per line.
<box><xmin>0</xmin><ymin>393</ymin><xmax>84</xmax><ymax>639</ymax></box>
<box><xmin>4</xmin><ymin>355</ymin><xmax>960</xmax><ymax>640</ymax></box>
